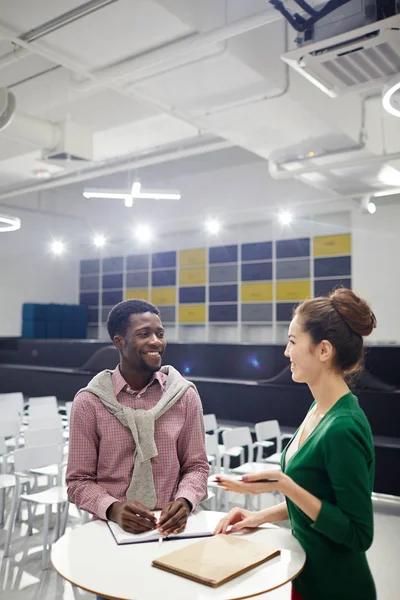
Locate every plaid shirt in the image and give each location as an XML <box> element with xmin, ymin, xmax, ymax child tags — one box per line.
<box><xmin>66</xmin><ymin>367</ymin><xmax>209</xmax><ymax>520</ymax></box>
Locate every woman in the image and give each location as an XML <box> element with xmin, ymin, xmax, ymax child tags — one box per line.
<box><xmin>214</xmin><ymin>288</ymin><xmax>377</xmax><ymax>600</ymax></box>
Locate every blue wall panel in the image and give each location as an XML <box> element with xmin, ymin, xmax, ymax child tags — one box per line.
<box><xmin>102</xmin><ymin>290</ymin><xmax>123</xmax><ymax>305</ymax></box>
<box><xmin>209</xmin><ymin>245</ymin><xmax>238</xmax><ymax>264</ymax></box>
<box><xmin>314</xmin><ymin>278</ymin><xmax>351</xmax><ymax>296</ymax></box>
<box><xmin>209</xmin><ymin>304</ymin><xmax>238</xmax><ymax>322</ymax></box>
<box><xmin>276</xmin><ymin>238</ymin><xmax>310</xmax><ymax>259</ymax></box>
<box><xmin>242</xmin><ymin>241</ymin><xmax>272</xmax><ymax>261</ymax></box>
<box><xmin>152</xmin><ymin>251</ymin><xmax>176</xmax><ymax>269</ymax></box>
<box><xmin>209</xmin><ymin>284</ymin><xmax>238</xmax><ymax>303</ymax></box>
<box><xmin>241</xmin><ymin>262</ymin><xmax>272</xmax><ymax>281</ymax></box>
<box><xmin>152</xmin><ymin>270</ymin><xmax>176</xmax><ymax>287</ymax></box>
<box><xmin>103</xmin><ymin>256</ymin><xmax>123</xmax><ymax>273</ymax></box>
<box><xmin>314</xmin><ymin>256</ymin><xmax>351</xmax><ymax>278</ymax></box>
<box><xmin>102</xmin><ymin>273</ymin><xmax>123</xmax><ymax>289</ymax></box>
<box><xmin>179</xmin><ymin>286</ymin><xmax>206</xmax><ymax>304</ymax></box>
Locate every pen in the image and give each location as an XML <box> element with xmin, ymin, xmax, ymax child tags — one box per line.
<box><xmin>158</xmin><ymin>536</ymin><xmax>163</xmax><ymax>547</ymax></box>
<box><xmin>246</xmin><ymin>478</ymin><xmax>278</xmax><ymax>483</ymax></box>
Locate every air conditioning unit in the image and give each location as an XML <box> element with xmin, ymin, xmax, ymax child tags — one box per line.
<box><xmin>281</xmin><ymin>13</ymin><xmax>400</xmax><ymax>97</ymax></box>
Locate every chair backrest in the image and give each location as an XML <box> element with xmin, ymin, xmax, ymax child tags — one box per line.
<box><xmin>0</xmin><ymin>393</ymin><xmax>24</xmax><ymax>419</ymax></box>
<box><xmin>255</xmin><ymin>420</ymin><xmax>282</xmax><ymax>452</ymax></box>
<box><xmin>203</xmin><ymin>413</ymin><xmax>218</xmax><ymax>433</ymax></box>
<box><xmin>14</xmin><ymin>443</ymin><xmax>63</xmax><ymax>473</ymax></box>
<box><xmin>28</xmin><ymin>395</ymin><xmax>57</xmax><ymax>407</ymax></box>
<box><xmin>222</xmin><ymin>427</ymin><xmax>254</xmax><ymax>462</ymax></box>
<box><xmin>28</xmin><ymin>415</ymin><xmax>63</xmax><ymax>431</ymax></box>
<box><xmin>0</xmin><ymin>420</ymin><xmax>20</xmax><ymax>438</ymax></box>
<box><xmin>24</xmin><ymin>427</ymin><xmax>64</xmax><ymax>448</ymax></box>
<box><xmin>29</xmin><ymin>403</ymin><xmax>59</xmax><ymax>418</ymax></box>
<box><xmin>205</xmin><ymin>433</ymin><xmax>219</xmax><ymax>456</ymax></box>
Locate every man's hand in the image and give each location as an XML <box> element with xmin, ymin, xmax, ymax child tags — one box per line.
<box><xmin>107</xmin><ymin>501</ymin><xmax>156</xmax><ymax>534</ymax></box>
<box><xmin>157</xmin><ymin>498</ymin><xmax>191</xmax><ymax>537</ymax></box>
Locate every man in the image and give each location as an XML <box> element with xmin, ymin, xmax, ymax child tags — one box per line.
<box><xmin>66</xmin><ymin>299</ymin><xmax>209</xmax><ymax>543</ymax></box>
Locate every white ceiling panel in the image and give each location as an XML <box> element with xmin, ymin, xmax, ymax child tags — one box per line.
<box><xmin>93</xmin><ymin>113</ymin><xmax>199</xmax><ymax>160</ymax></box>
<box><xmin>131</xmin><ymin>52</ymin><xmax>281</xmax><ymax>117</ymax></box>
<box><xmin>38</xmin><ymin>0</ymin><xmax>193</xmax><ymax>69</ymax></box>
<box><xmin>0</xmin><ymin>0</ymin><xmax>86</xmax><ymax>33</ymax></box>
<box><xmin>0</xmin><ymin>54</ymin><xmax>56</xmax><ymax>88</ymax></box>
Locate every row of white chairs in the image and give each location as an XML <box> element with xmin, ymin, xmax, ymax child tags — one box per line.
<box><xmin>203</xmin><ymin>414</ymin><xmax>291</xmax><ymax>511</ymax></box>
<box><xmin>0</xmin><ymin>392</ymin><xmax>72</xmax><ymax>569</ymax></box>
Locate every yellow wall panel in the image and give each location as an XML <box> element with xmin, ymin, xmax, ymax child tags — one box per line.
<box><xmin>179</xmin><ymin>248</ymin><xmax>206</xmax><ymax>267</ymax></box>
<box><xmin>276</xmin><ymin>280</ymin><xmax>310</xmax><ymax>301</ymax></box>
<box><xmin>179</xmin><ymin>305</ymin><xmax>206</xmax><ymax>323</ymax></box>
<box><xmin>151</xmin><ymin>287</ymin><xmax>176</xmax><ymax>306</ymax></box>
<box><xmin>241</xmin><ymin>282</ymin><xmax>273</xmax><ymax>302</ymax></box>
<box><xmin>313</xmin><ymin>234</ymin><xmax>351</xmax><ymax>257</ymax></box>
<box><xmin>179</xmin><ymin>267</ymin><xmax>206</xmax><ymax>286</ymax></box>
<box><xmin>125</xmin><ymin>288</ymin><xmax>149</xmax><ymax>301</ymax></box>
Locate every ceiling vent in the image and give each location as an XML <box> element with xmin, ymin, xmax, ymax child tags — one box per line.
<box><xmin>282</xmin><ymin>14</ymin><xmax>400</xmax><ymax>97</ymax></box>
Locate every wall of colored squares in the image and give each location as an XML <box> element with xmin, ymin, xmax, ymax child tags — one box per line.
<box><xmin>79</xmin><ymin>231</ymin><xmax>351</xmax><ymax>340</ymax></box>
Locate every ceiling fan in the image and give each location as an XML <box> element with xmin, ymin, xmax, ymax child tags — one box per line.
<box><xmin>83</xmin><ymin>181</ymin><xmax>181</xmax><ymax>207</ymax></box>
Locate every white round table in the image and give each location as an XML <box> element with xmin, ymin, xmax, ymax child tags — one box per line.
<box><xmin>51</xmin><ymin>512</ymin><xmax>305</xmax><ymax>600</ymax></box>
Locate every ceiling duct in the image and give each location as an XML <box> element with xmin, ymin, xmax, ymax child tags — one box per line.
<box><xmin>282</xmin><ymin>14</ymin><xmax>400</xmax><ymax>97</ymax></box>
<box><xmin>0</xmin><ymin>88</ymin><xmax>92</xmax><ymax>161</ymax></box>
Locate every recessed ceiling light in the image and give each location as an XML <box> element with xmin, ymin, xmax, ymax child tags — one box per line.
<box><xmin>134</xmin><ymin>225</ymin><xmax>153</xmax><ymax>242</ymax></box>
<box><xmin>279</xmin><ymin>210</ymin><xmax>292</xmax><ymax>225</ymax></box>
<box><xmin>51</xmin><ymin>240</ymin><xmax>65</xmax><ymax>255</ymax></box>
<box><xmin>93</xmin><ymin>235</ymin><xmax>106</xmax><ymax>248</ymax></box>
<box><xmin>32</xmin><ymin>169</ymin><xmax>51</xmax><ymax>179</ymax></box>
<box><xmin>205</xmin><ymin>219</ymin><xmax>221</xmax><ymax>234</ymax></box>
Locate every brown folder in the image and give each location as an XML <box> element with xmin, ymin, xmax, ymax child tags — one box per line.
<box><xmin>152</xmin><ymin>533</ymin><xmax>281</xmax><ymax>588</ymax></box>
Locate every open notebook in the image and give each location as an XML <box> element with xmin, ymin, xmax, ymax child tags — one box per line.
<box><xmin>152</xmin><ymin>533</ymin><xmax>281</xmax><ymax>587</ymax></box>
<box><xmin>107</xmin><ymin>510</ymin><xmax>215</xmax><ymax>545</ymax></box>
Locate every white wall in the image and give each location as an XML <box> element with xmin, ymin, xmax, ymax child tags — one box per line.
<box><xmin>352</xmin><ymin>203</ymin><xmax>400</xmax><ymax>344</ymax></box>
<box><xmin>0</xmin><ymin>210</ymin><xmax>80</xmax><ymax>336</ymax></box>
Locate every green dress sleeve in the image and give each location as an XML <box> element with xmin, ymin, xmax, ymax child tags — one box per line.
<box><xmin>311</xmin><ymin>416</ymin><xmax>374</xmax><ymax>552</ymax></box>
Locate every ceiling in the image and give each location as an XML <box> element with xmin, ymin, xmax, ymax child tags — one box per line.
<box><xmin>0</xmin><ymin>0</ymin><xmax>400</xmax><ymax>226</ymax></box>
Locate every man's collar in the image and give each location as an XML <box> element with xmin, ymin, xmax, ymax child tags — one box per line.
<box><xmin>112</xmin><ymin>365</ymin><xmax>165</xmax><ymax>395</ymax></box>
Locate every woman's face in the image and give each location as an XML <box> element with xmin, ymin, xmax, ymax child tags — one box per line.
<box><xmin>284</xmin><ymin>315</ymin><xmax>325</xmax><ymax>385</ymax></box>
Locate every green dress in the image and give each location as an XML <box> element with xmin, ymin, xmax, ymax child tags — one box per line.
<box><xmin>282</xmin><ymin>392</ymin><xmax>376</xmax><ymax>600</ymax></box>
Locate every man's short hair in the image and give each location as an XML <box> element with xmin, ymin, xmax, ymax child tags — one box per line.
<box><xmin>106</xmin><ymin>299</ymin><xmax>160</xmax><ymax>340</ymax></box>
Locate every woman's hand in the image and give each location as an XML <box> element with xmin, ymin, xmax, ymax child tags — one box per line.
<box><xmin>214</xmin><ymin>507</ymin><xmax>264</xmax><ymax>534</ymax></box>
<box><xmin>214</xmin><ymin>471</ymin><xmax>292</xmax><ymax>495</ymax></box>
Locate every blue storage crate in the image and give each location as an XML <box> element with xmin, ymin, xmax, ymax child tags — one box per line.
<box><xmin>22</xmin><ymin>303</ymin><xmax>47</xmax><ymax>321</ymax></box>
<box><xmin>22</xmin><ymin>320</ymin><xmax>46</xmax><ymax>339</ymax></box>
<box><xmin>46</xmin><ymin>321</ymin><xmax>62</xmax><ymax>338</ymax></box>
<box><xmin>47</xmin><ymin>304</ymin><xmax>62</xmax><ymax>321</ymax></box>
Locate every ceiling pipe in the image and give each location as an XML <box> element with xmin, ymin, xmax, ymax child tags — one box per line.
<box><xmin>76</xmin><ymin>7</ymin><xmax>282</xmax><ymax>91</ymax></box>
<box><xmin>269</xmin><ymin>150</ymin><xmax>400</xmax><ymax>179</ymax></box>
<box><xmin>0</xmin><ymin>1</ymin><xmax>118</xmax><ymax>71</ymax></box>
<box><xmin>0</xmin><ymin>88</ymin><xmax>60</xmax><ymax>148</ymax></box>
<box><xmin>0</xmin><ymin>46</ymin><xmax>30</xmax><ymax>69</ymax></box>
<box><xmin>0</xmin><ymin>139</ymin><xmax>233</xmax><ymax>201</ymax></box>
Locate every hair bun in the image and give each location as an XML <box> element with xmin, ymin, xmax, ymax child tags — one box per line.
<box><xmin>329</xmin><ymin>288</ymin><xmax>376</xmax><ymax>337</ymax></box>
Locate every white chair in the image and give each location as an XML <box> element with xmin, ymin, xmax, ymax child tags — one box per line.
<box><xmin>0</xmin><ymin>420</ymin><xmax>21</xmax><ymax>453</ymax></box>
<box><xmin>3</xmin><ymin>443</ymin><xmax>69</xmax><ymax>569</ymax></box>
<box><xmin>28</xmin><ymin>415</ymin><xmax>63</xmax><ymax>430</ymax></box>
<box><xmin>254</xmin><ymin>420</ymin><xmax>293</xmax><ymax>465</ymax></box>
<box><xmin>0</xmin><ymin>392</ymin><xmax>24</xmax><ymax>414</ymax></box>
<box><xmin>29</xmin><ymin>404</ymin><xmax>60</xmax><ymax>419</ymax></box>
<box><xmin>203</xmin><ymin>413</ymin><xmax>231</xmax><ymax>463</ymax></box>
<box><xmin>25</xmin><ymin>428</ymin><xmax>66</xmax><ymax>487</ymax></box>
<box><xmin>28</xmin><ymin>395</ymin><xmax>58</xmax><ymax>408</ymax></box>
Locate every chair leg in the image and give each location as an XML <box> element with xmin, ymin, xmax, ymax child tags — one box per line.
<box><xmin>4</xmin><ymin>479</ymin><xmax>21</xmax><ymax>557</ymax></box>
<box><xmin>42</xmin><ymin>505</ymin><xmax>51</xmax><ymax>570</ymax></box>
<box><xmin>26</xmin><ymin>501</ymin><xmax>33</xmax><ymax>536</ymax></box>
<box><xmin>60</xmin><ymin>502</ymin><xmax>69</xmax><ymax>537</ymax></box>
<box><xmin>0</xmin><ymin>488</ymin><xmax>5</xmax><ymax>527</ymax></box>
